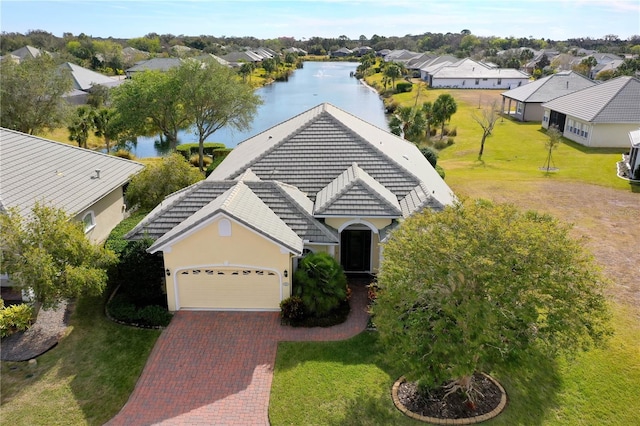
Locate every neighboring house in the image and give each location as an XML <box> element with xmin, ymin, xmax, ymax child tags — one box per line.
<box><xmin>221</xmin><ymin>51</ymin><xmax>264</xmax><ymax>67</ymax></box>
<box><xmin>501</xmin><ymin>71</ymin><xmax>597</xmax><ymax>122</ymax></box>
<box><xmin>418</xmin><ymin>55</ymin><xmax>458</xmax><ymax>81</ymax></box>
<box><xmin>283</xmin><ymin>47</ymin><xmax>307</xmax><ymax>56</ymax></box>
<box><xmin>619</xmin><ymin>128</ymin><xmax>640</xmax><ymax>180</ymax></box>
<box><xmin>9</xmin><ymin>45</ymin><xmax>43</xmax><ymax>62</ymax></box>
<box><xmin>58</xmin><ymin>62</ymin><xmax>122</xmax><ymax>92</ymax></box>
<box><xmin>0</xmin><ymin>128</ymin><xmax>144</xmax><ymax>300</ymax></box>
<box><xmin>193</xmin><ymin>53</ymin><xmax>230</xmax><ymax>67</ymax></box>
<box><xmin>126</xmin><ymin>103</ymin><xmax>456</xmax><ymax>311</ymax></box>
<box><xmin>383</xmin><ymin>49</ymin><xmax>420</xmax><ymax>64</ymax></box>
<box><xmin>353</xmin><ymin>46</ymin><xmax>374</xmax><ymax>57</ymax></box>
<box><xmin>330</xmin><ymin>47</ymin><xmax>353</xmax><ymax>58</ymax></box>
<box><xmin>125</xmin><ymin>57</ymin><xmax>183</xmax><ymax>78</ymax></box>
<box><xmin>595</xmin><ymin>59</ymin><xmax>625</xmax><ymax>79</ymax></box>
<box><xmin>58</xmin><ymin>62</ymin><xmax>123</xmax><ymax>105</ymax></box>
<box><xmin>541</xmin><ymin>76</ymin><xmax>640</xmax><ymax>148</ymax></box>
<box><xmin>425</xmin><ymin>58</ymin><xmax>530</xmax><ymax>89</ymax></box>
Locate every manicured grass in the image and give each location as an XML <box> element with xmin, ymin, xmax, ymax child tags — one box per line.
<box><xmin>269</xmin><ymin>304</ymin><xmax>640</xmax><ymax>425</ymax></box>
<box><xmin>0</xmin><ymin>295</ymin><xmax>160</xmax><ymax>425</ymax></box>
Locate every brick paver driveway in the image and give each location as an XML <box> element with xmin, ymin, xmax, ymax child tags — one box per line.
<box><xmin>107</xmin><ymin>282</ymin><xmax>369</xmax><ymax>425</ymax></box>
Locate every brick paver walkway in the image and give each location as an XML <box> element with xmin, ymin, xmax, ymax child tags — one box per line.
<box><xmin>107</xmin><ymin>280</ymin><xmax>370</xmax><ymax>425</ymax></box>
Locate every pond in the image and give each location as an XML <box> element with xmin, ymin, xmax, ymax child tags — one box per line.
<box><xmin>131</xmin><ymin>61</ymin><xmax>388</xmax><ymax>158</ymax></box>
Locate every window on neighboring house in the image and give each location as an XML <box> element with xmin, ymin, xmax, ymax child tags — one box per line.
<box><xmin>516</xmin><ymin>102</ymin><xmax>523</xmax><ymax>114</ymax></box>
<box><xmin>82</xmin><ymin>211</ymin><xmax>95</xmax><ymax>233</ymax></box>
<box><xmin>475</xmin><ymin>79</ymin><xmax>479</xmax><ymax>85</ymax></box>
<box><xmin>497</xmin><ymin>78</ymin><xmax>502</xmax><ymax>85</ymax></box>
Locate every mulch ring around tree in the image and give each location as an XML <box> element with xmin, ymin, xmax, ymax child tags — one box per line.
<box><xmin>393</xmin><ymin>373</ymin><xmax>507</xmax><ymax>424</ymax></box>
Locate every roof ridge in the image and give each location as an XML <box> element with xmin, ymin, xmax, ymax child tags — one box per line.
<box><xmin>273</xmin><ymin>181</ymin><xmax>339</xmax><ymax>243</ymax></box>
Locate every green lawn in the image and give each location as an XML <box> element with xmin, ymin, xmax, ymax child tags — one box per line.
<box><xmin>269</xmin><ymin>77</ymin><xmax>640</xmax><ymax>424</ymax></box>
<box><xmin>270</xmin><ymin>305</ymin><xmax>640</xmax><ymax>425</ymax></box>
<box><xmin>0</xmin><ymin>295</ymin><xmax>160</xmax><ymax>425</ymax></box>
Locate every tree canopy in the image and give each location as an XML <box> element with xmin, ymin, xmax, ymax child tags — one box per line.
<box><xmin>125</xmin><ymin>153</ymin><xmax>204</xmax><ymax>211</ymax></box>
<box><xmin>372</xmin><ymin>199</ymin><xmax>610</xmax><ymax>391</ymax></box>
<box><xmin>0</xmin><ymin>55</ymin><xmax>73</xmax><ymax>135</ymax></box>
<box><xmin>0</xmin><ymin>203</ymin><xmax>117</xmax><ymax>308</ymax></box>
<box><xmin>176</xmin><ymin>59</ymin><xmax>262</xmax><ymax>171</ymax></box>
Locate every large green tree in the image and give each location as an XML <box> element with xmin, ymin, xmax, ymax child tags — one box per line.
<box><xmin>111</xmin><ymin>70</ymin><xmax>191</xmax><ymax>150</ymax></box>
<box><xmin>373</xmin><ymin>199</ymin><xmax>610</xmax><ymax>399</ymax></box>
<box><xmin>0</xmin><ymin>203</ymin><xmax>117</xmax><ymax>308</ymax></box>
<box><xmin>0</xmin><ymin>55</ymin><xmax>73</xmax><ymax>135</ymax></box>
<box><xmin>177</xmin><ymin>60</ymin><xmax>262</xmax><ymax>171</ymax></box>
<box><xmin>125</xmin><ymin>153</ymin><xmax>204</xmax><ymax>211</ymax></box>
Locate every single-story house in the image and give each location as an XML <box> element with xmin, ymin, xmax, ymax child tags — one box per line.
<box><xmin>57</xmin><ymin>62</ymin><xmax>124</xmax><ymax>105</ymax></box>
<box><xmin>330</xmin><ymin>47</ymin><xmax>353</xmax><ymax>58</ymax></box>
<box><xmin>8</xmin><ymin>45</ymin><xmax>43</xmax><ymax>62</ymax></box>
<box><xmin>426</xmin><ymin>58</ymin><xmax>530</xmax><ymax>89</ymax></box>
<box><xmin>125</xmin><ymin>57</ymin><xmax>183</xmax><ymax>78</ymax></box>
<box><xmin>221</xmin><ymin>51</ymin><xmax>264</xmax><ymax>67</ymax></box>
<box><xmin>0</xmin><ymin>128</ymin><xmax>144</xmax><ymax>300</ymax></box>
<box><xmin>126</xmin><ymin>103</ymin><xmax>456</xmax><ymax>311</ymax></box>
<box><xmin>501</xmin><ymin>71</ymin><xmax>597</xmax><ymax>122</ymax></box>
<box><xmin>418</xmin><ymin>55</ymin><xmax>459</xmax><ymax>81</ymax></box>
<box><xmin>542</xmin><ymin>76</ymin><xmax>640</xmax><ymax>148</ymax></box>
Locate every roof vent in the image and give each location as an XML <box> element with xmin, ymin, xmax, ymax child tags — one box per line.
<box><xmin>402</xmin><ymin>155</ymin><xmax>409</xmax><ymax>160</ymax></box>
<box><xmin>93</xmin><ymin>169</ymin><xmax>101</xmax><ymax>179</ymax></box>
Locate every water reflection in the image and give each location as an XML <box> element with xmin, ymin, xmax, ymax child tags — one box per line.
<box><xmin>131</xmin><ymin>61</ymin><xmax>387</xmax><ymax>158</ymax></box>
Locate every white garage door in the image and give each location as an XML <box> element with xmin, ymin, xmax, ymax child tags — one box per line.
<box><xmin>176</xmin><ymin>267</ymin><xmax>281</xmax><ymax>310</ymax></box>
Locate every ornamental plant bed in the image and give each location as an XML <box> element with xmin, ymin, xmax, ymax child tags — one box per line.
<box><xmin>395</xmin><ymin>373</ymin><xmax>506</xmax><ymax>423</ymax></box>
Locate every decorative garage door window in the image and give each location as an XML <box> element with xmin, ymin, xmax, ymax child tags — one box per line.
<box><xmin>179</xmin><ymin>269</ymin><xmax>277</xmax><ymax>277</ymax></box>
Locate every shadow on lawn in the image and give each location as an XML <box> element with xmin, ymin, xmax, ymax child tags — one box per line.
<box><xmin>274</xmin><ymin>331</ymin><xmax>563</xmax><ymax>425</ymax></box>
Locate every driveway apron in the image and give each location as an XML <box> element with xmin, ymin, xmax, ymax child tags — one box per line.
<box><xmin>107</xmin><ymin>282</ymin><xmax>369</xmax><ymax>425</ymax></box>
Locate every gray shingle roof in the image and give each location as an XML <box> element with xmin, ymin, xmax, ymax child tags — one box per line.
<box><xmin>314</xmin><ymin>163</ymin><xmax>402</xmax><ymax>217</ymax></box>
<box><xmin>126</xmin><ymin>58</ymin><xmax>182</xmax><ymax>73</ymax></box>
<box><xmin>59</xmin><ymin>62</ymin><xmax>122</xmax><ymax>91</ymax></box>
<box><xmin>501</xmin><ymin>71</ymin><xmax>597</xmax><ymax>103</ymax></box>
<box><xmin>0</xmin><ymin>128</ymin><xmax>144</xmax><ymax>217</ymax></box>
<box><xmin>542</xmin><ymin>76</ymin><xmax>640</xmax><ymax>123</ymax></box>
<box><xmin>208</xmin><ymin>103</ymin><xmax>455</xmax><ymax>210</ymax></box>
<box><xmin>126</xmin><ymin>180</ymin><xmax>338</xmax><ymax>245</ymax></box>
<box><xmin>148</xmin><ymin>181</ymin><xmax>304</xmax><ymax>255</ymax></box>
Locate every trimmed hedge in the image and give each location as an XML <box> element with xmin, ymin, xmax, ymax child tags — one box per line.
<box><xmin>395</xmin><ymin>82</ymin><xmax>413</xmax><ymax>93</ymax></box>
<box><xmin>176</xmin><ymin>143</ymin><xmax>227</xmax><ymax>159</ymax></box>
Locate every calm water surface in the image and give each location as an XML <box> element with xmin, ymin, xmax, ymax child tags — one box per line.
<box><xmin>132</xmin><ymin>62</ymin><xmax>388</xmax><ymax>157</ymax></box>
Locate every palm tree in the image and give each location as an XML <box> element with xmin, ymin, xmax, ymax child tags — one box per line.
<box><xmin>422</xmin><ymin>101</ymin><xmax>434</xmax><ymax>139</ymax></box>
<box><xmin>433</xmin><ymin>94</ymin><xmax>457</xmax><ymax>139</ymax></box>
<box><xmin>384</xmin><ymin>62</ymin><xmax>403</xmax><ymax>89</ymax></box>
<box><xmin>93</xmin><ymin>108</ymin><xmax>118</xmax><ymax>154</ymax></box>
<box><xmin>68</xmin><ymin>106</ymin><xmax>95</xmax><ymax>149</ymax></box>
<box><xmin>239</xmin><ymin>62</ymin><xmax>255</xmax><ymax>83</ymax></box>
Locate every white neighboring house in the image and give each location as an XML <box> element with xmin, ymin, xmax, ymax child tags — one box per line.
<box><xmin>541</xmin><ymin>76</ymin><xmax>640</xmax><ymax>148</ymax></box>
<box><xmin>424</xmin><ymin>58</ymin><xmax>530</xmax><ymax>89</ymax></box>
<box><xmin>621</xmin><ymin>128</ymin><xmax>640</xmax><ymax>180</ymax></box>
<box><xmin>501</xmin><ymin>71</ymin><xmax>597</xmax><ymax>122</ymax></box>
<box><xmin>0</xmin><ymin>128</ymin><xmax>144</xmax><ymax>301</ymax></box>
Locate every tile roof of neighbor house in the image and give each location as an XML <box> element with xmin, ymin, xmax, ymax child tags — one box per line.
<box><xmin>222</xmin><ymin>51</ymin><xmax>263</xmax><ymax>63</ymax></box>
<box><xmin>208</xmin><ymin>103</ymin><xmax>455</xmax><ymax>208</ymax></box>
<box><xmin>501</xmin><ymin>71</ymin><xmax>597</xmax><ymax>103</ymax></box>
<box><xmin>58</xmin><ymin>62</ymin><xmax>122</xmax><ymax>91</ymax></box>
<box><xmin>419</xmin><ymin>55</ymin><xmax>459</xmax><ymax>73</ymax></box>
<box><xmin>0</xmin><ymin>128</ymin><xmax>144</xmax><ymax>217</ymax></box>
<box><xmin>431</xmin><ymin>58</ymin><xmax>530</xmax><ymax>79</ymax></box>
<box><xmin>314</xmin><ymin>163</ymin><xmax>402</xmax><ymax>217</ymax></box>
<box><xmin>147</xmin><ymin>181</ymin><xmax>304</xmax><ymax>255</ymax></box>
<box><xmin>542</xmin><ymin>76</ymin><xmax>640</xmax><ymax>123</ymax></box>
<box><xmin>10</xmin><ymin>45</ymin><xmax>42</xmax><ymax>61</ymax></box>
<box><xmin>128</xmin><ymin>179</ymin><xmax>338</xmax><ymax>247</ymax></box>
<box><xmin>126</xmin><ymin>57</ymin><xmax>183</xmax><ymax>73</ymax></box>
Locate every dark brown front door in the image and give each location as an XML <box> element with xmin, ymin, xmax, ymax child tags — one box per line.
<box><xmin>341</xmin><ymin>229</ymin><xmax>371</xmax><ymax>272</ymax></box>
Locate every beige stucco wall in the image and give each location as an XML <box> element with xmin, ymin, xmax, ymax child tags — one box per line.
<box><xmin>587</xmin><ymin>123</ymin><xmax>639</xmax><ymax>148</ymax></box>
<box><xmin>76</xmin><ymin>187</ymin><xmax>125</xmax><ymax>244</ymax></box>
<box><xmin>160</xmin><ymin>216</ymin><xmax>293</xmax><ymax>311</ymax></box>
